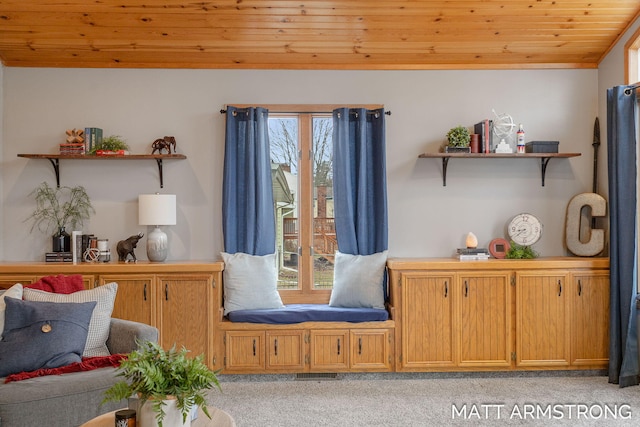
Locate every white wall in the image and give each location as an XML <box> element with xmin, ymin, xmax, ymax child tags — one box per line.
<box><xmin>1</xmin><ymin>67</ymin><xmax>600</xmax><ymax>261</ymax></box>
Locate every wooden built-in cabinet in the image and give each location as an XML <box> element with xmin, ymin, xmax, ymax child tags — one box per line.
<box><xmin>0</xmin><ymin>261</ymin><xmax>222</xmax><ymax>369</ymax></box>
<box><xmin>388</xmin><ymin>257</ymin><xmax>609</xmax><ymax>372</ymax></box>
<box><xmin>515</xmin><ymin>271</ymin><xmax>570</xmax><ymax>368</ymax></box>
<box><xmin>570</xmin><ymin>271</ymin><xmax>609</xmax><ymax>367</ymax></box>
<box><xmin>2</xmin><ymin>258</ymin><xmax>609</xmax><ymax>375</ymax></box>
<box><xmin>397</xmin><ymin>270</ymin><xmax>511</xmax><ymax>370</ymax></box>
<box><xmin>220</xmin><ymin>323</ymin><xmax>394</xmax><ymax>374</ymax></box>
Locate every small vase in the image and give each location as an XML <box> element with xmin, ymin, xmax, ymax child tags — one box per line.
<box><xmin>138</xmin><ymin>398</ymin><xmax>191</xmax><ymax>427</ymax></box>
<box><xmin>470</xmin><ymin>134</ymin><xmax>480</xmax><ymax>153</ymax></box>
<box><xmin>52</xmin><ymin>227</ymin><xmax>71</xmax><ymax>252</ymax></box>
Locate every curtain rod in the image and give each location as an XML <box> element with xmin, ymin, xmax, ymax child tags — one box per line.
<box><xmin>624</xmin><ymin>83</ymin><xmax>640</xmax><ymax>95</ymax></box>
<box><xmin>219</xmin><ymin>108</ymin><xmax>391</xmax><ymax>116</ymax></box>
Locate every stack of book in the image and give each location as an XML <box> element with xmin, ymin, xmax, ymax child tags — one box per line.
<box><xmin>457</xmin><ymin>247</ymin><xmax>490</xmax><ymax>261</ymax></box>
<box><xmin>59</xmin><ymin>143</ymin><xmax>85</xmax><ymax>155</ymax></box>
<box><xmin>45</xmin><ymin>251</ymin><xmax>73</xmax><ymax>262</ymax></box>
<box><xmin>474</xmin><ymin>119</ymin><xmax>494</xmax><ymax>153</ymax></box>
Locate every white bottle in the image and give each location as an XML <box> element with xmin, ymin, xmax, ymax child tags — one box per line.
<box><xmin>516</xmin><ymin>124</ymin><xmax>526</xmax><ymax>153</ymax></box>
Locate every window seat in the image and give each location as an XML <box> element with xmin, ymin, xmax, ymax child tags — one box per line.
<box><xmin>227</xmin><ymin>303</ymin><xmax>389</xmax><ymax>324</ymax></box>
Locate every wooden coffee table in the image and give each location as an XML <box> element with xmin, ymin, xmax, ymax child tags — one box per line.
<box><xmin>80</xmin><ymin>406</ymin><xmax>236</xmax><ymax>427</ymax></box>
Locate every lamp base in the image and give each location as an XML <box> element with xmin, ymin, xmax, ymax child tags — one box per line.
<box><xmin>147</xmin><ymin>227</ymin><xmax>168</xmax><ymax>262</ymax></box>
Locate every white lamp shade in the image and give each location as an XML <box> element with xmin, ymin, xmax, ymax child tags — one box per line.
<box><xmin>138</xmin><ymin>194</ymin><xmax>176</xmax><ymax>226</ymax></box>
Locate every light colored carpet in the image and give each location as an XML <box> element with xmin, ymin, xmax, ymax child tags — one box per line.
<box><xmin>211</xmin><ymin>373</ymin><xmax>640</xmax><ymax>426</ymax></box>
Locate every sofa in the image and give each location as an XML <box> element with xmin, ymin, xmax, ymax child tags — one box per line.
<box><xmin>0</xmin><ymin>318</ymin><xmax>159</xmax><ymax>427</ymax></box>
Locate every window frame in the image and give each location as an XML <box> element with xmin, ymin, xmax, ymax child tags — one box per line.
<box><xmin>624</xmin><ymin>25</ymin><xmax>640</xmax><ymax>86</ymax></box>
<box><xmin>233</xmin><ymin>104</ymin><xmax>382</xmax><ymax>304</ymax></box>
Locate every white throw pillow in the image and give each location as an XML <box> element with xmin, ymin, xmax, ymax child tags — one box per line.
<box><xmin>221</xmin><ymin>252</ymin><xmax>284</xmax><ymax>315</ymax></box>
<box><xmin>23</xmin><ymin>282</ymin><xmax>118</xmax><ymax>357</ymax></box>
<box><xmin>0</xmin><ymin>283</ymin><xmax>23</xmax><ymax>340</ymax></box>
<box><xmin>329</xmin><ymin>250</ymin><xmax>388</xmax><ymax>309</ymax></box>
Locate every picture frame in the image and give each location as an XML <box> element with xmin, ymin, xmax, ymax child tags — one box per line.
<box><xmin>489</xmin><ymin>238</ymin><xmax>510</xmax><ymax>259</ymax></box>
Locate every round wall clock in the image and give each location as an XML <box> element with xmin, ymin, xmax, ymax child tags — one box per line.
<box><xmin>508</xmin><ymin>213</ymin><xmax>543</xmax><ymax>246</ymax></box>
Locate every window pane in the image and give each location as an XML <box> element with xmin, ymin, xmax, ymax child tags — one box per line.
<box><xmin>269</xmin><ymin>117</ymin><xmax>299</xmax><ymax>289</ymax></box>
<box><xmin>312</xmin><ymin>116</ymin><xmax>335</xmax><ymax>289</ymax></box>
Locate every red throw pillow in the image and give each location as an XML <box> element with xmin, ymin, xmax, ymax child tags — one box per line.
<box><xmin>25</xmin><ymin>274</ymin><xmax>85</xmax><ymax>294</ymax></box>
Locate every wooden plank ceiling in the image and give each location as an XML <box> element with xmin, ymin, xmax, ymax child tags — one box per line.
<box><xmin>0</xmin><ymin>0</ymin><xmax>639</xmax><ymax>70</ymax></box>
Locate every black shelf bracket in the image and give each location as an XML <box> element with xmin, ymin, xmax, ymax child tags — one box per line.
<box><xmin>540</xmin><ymin>157</ymin><xmax>551</xmax><ymax>187</ymax></box>
<box><xmin>441</xmin><ymin>157</ymin><xmax>450</xmax><ymax>186</ymax></box>
<box><xmin>47</xmin><ymin>158</ymin><xmax>61</xmax><ymax>188</ymax></box>
<box><xmin>156</xmin><ymin>158</ymin><xmax>165</xmax><ymax>188</ymax></box>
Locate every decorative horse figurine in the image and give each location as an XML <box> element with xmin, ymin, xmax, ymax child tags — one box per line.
<box><xmin>151</xmin><ymin>136</ymin><xmax>177</xmax><ymax>154</ymax></box>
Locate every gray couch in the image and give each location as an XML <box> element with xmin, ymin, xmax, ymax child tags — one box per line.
<box><xmin>0</xmin><ymin>318</ymin><xmax>158</xmax><ymax>427</ymax></box>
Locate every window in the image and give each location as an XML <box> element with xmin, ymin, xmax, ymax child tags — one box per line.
<box><xmin>231</xmin><ymin>104</ymin><xmax>381</xmax><ymax>303</ymax></box>
<box><xmin>269</xmin><ymin>112</ymin><xmax>335</xmax><ymax>296</ymax></box>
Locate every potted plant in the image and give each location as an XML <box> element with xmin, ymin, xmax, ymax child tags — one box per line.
<box><xmin>445</xmin><ymin>125</ymin><xmax>471</xmax><ymax>153</ymax></box>
<box><xmin>103</xmin><ymin>341</ymin><xmax>221</xmax><ymax>427</ymax></box>
<box><xmin>26</xmin><ymin>182</ymin><xmax>94</xmax><ymax>252</ymax></box>
<box><xmin>90</xmin><ymin>135</ymin><xmax>129</xmax><ymax>155</ymax></box>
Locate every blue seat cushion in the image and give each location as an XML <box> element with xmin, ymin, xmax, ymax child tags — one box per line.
<box><xmin>227</xmin><ymin>304</ymin><xmax>389</xmax><ymax>324</ymax></box>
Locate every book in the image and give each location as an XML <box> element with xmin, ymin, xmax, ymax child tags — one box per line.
<box><xmin>45</xmin><ymin>251</ymin><xmax>73</xmax><ymax>262</ymax></box>
<box><xmin>84</xmin><ymin>127</ymin><xmax>92</xmax><ymax>153</ymax></box>
<box><xmin>458</xmin><ymin>253</ymin><xmax>490</xmax><ymax>261</ymax></box>
<box><xmin>72</xmin><ymin>230</ymin><xmax>83</xmax><ymax>263</ymax></box>
<box><xmin>84</xmin><ymin>127</ymin><xmax>103</xmax><ymax>153</ymax></box>
<box><xmin>457</xmin><ymin>248</ymin><xmax>489</xmax><ymax>255</ymax></box>
<box><xmin>474</xmin><ymin>119</ymin><xmax>494</xmax><ymax>153</ymax></box>
<box><xmin>81</xmin><ymin>234</ymin><xmax>91</xmax><ymax>261</ymax></box>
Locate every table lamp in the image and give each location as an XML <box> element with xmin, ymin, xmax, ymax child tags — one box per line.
<box><xmin>138</xmin><ymin>193</ymin><xmax>176</xmax><ymax>262</ymax></box>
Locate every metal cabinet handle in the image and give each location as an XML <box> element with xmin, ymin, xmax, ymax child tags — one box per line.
<box><xmin>578</xmin><ymin>280</ymin><xmax>582</xmax><ymax>296</ymax></box>
<box><xmin>253</xmin><ymin>339</ymin><xmax>256</xmax><ymax>356</ymax></box>
<box><xmin>143</xmin><ymin>283</ymin><xmax>147</xmax><ymax>301</ymax></box>
<box><xmin>274</xmin><ymin>339</ymin><xmax>278</xmax><ymax>356</ymax></box>
<box><xmin>358</xmin><ymin>337</ymin><xmax>362</xmax><ymax>355</ymax></box>
<box><xmin>558</xmin><ymin>280</ymin><xmax>562</xmax><ymax>296</ymax></box>
<box><xmin>165</xmin><ymin>283</ymin><xmax>169</xmax><ymax>301</ymax></box>
<box><xmin>337</xmin><ymin>338</ymin><xmax>341</xmax><ymax>355</ymax></box>
<box><xmin>464</xmin><ymin>280</ymin><xmax>469</xmax><ymax>297</ymax></box>
<box><xmin>444</xmin><ymin>281</ymin><xmax>448</xmax><ymax>298</ymax></box>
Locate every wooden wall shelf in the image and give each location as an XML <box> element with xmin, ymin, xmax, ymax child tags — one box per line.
<box><xmin>17</xmin><ymin>154</ymin><xmax>187</xmax><ymax>188</ymax></box>
<box><xmin>418</xmin><ymin>152</ymin><xmax>582</xmax><ymax>186</ymax></box>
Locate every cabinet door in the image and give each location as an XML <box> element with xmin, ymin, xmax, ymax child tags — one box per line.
<box><xmin>516</xmin><ymin>272</ymin><xmax>570</xmax><ymax>367</ymax></box>
<box><xmin>400</xmin><ymin>272</ymin><xmax>456</xmax><ymax>370</ymax></box>
<box><xmin>99</xmin><ymin>275</ymin><xmax>155</xmax><ymax>326</ymax></box>
<box><xmin>459</xmin><ymin>272</ymin><xmax>512</xmax><ymax>368</ymax></box>
<box><xmin>157</xmin><ymin>275</ymin><xmax>212</xmax><ymax>363</ymax></box>
<box><xmin>36</xmin><ymin>274</ymin><xmax>94</xmax><ymax>289</ymax></box>
<box><xmin>309</xmin><ymin>330</ymin><xmax>349</xmax><ymax>371</ymax></box>
<box><xmin>225</xmin><ymin>331</ymin><xmax>265</xmax><ymax>371</ymax></box>
<box><xmin>0</xmin><ymin>275</ymin><xmax>38</xmax><ymax>290</ymax></box>
<box><xmin>570</xmin><ymin>272</ymin><xmax>609</xmax><ymax>367</ymax></box>
<box><xmin>79</xmin><ymin>274</ymin><xmax>95</xmax><ymax>290</ymax></box>
<box><xmin>266</xmin><ymin>330</ymin><xmax>306</xmax><ymax>371</ymax></box>
<box><xmin>350</xmin><ymin>329</ymin><xmax>393</xmax><ymax>371</ymax></box>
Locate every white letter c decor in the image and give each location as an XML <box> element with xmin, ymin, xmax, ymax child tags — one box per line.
<box><xmin>565</xmin><ymin>193</ymin><xmax>607</xmax><ymax>256</ymax></box>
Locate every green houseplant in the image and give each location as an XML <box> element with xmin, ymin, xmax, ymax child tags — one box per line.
<box><xmin>505</xmin><ymin>241</ymin><xmax>539</xmax><ymax>259</ymax></box>
<box><xmin>89</xmin><ymin>134</ymin><xmax>129</xmax><ymax>155</ymax></box>
<box><xmin>26</xmin><ymin>182</ymin><xmax>94</xmax><ymax>252</ymax></box>
<box><xmin>103</xmin><ymin>341</ymin><xmax>221</xmax><ymax>427</ymax></box>
<box><xmin>445</xmin><ymin>125</ymin><xmax>471</xmax><ymax>153</ymax></box>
